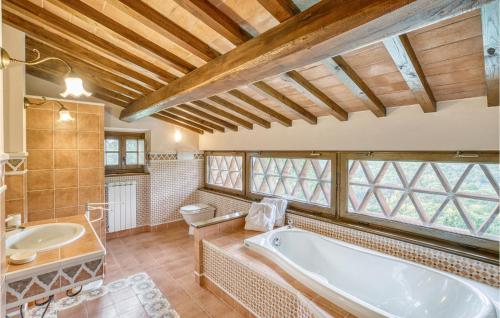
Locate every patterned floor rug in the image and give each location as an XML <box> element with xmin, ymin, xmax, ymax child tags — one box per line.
<box><xmin>29</xmin><ymin>272</ymin><xmax>179</xmax><ymax>318</ymax></box>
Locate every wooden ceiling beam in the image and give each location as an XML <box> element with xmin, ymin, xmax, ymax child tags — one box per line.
<box><xmin>120</xmin><ymin>0</ymin><xmax>482</xmax><ymax>121</ymax></box>
<box><xmin>174</xmin><ymin>0</ymin><xmax>252</xmax><ymax>45</ymax></box>
<box><xmin>51</xmin><ymin>0</ymin><xmax>195</xmax><ymax>74</ymax></box>
<box><xmin>191</xmin><ymin>100</ymin><xmax>253</xmax><ymax>129</ymax></box>
<box><xmin>3</xmin><ymin>0</ymin><xmax>177</xmax><ymax>83</ymax></box>
<box><xmin>227</xmin><ymin>90</ymin><xmax>292</xmax><ymax>127</ymax></box>
<box><xmin>158</xmin><ymin>111</ymin><xmax>214</xmax><ymax>133</ymax></box>
<box><xmin>178</xmin><ymin>104</ymin><xmax>238</xmax><ymax>131</ymax></box>
<box><xmin>208</xmin><ymin>96</ymin><xmax>271</xmax><ymax>128</ymax></box>
<box><xmin>151</xmin><ymin>113</ymin><xmax>205</xmax><ymax>134</ymax></box>
<box><xmin>26</xmin><ymin>37</ymin><xmax>152</xmax><ymax>96</ymax></box>
<box><xmin>323</xmin><ymin>56</ymin><xmax>386</xmax><ymax>117</ymax></box>
<box><xmin>256</xmin><ymin>0</ymin><xmax>300</xmax><ymax>23</ymax></box>
<box><xmin>383</xmin><ymin>34</ymin><xmax>436</xmax><ymax>112</ymax></box>
<box><xmin>281</xmin><ymin>70</ymin><xmax>348</xmax><ymax>121</ymax></box>
<box><xmin>109</xmin><ymin>0</ymin><xmax>219</xmax><ymax>61</ymax></box>
<box><xmin>165</xmin><ymin>108</ymin><xmax>224</xmax><ymax>132</ymax></box>
<box><xmin>480</xmin><ymin>0</ymin><xmax>499</xmax><ymax>106</ymax></box>
<box><xmin>252</xmin><ymin>81</ymin><xmax>317</xmax><ymax>124</ymax></box>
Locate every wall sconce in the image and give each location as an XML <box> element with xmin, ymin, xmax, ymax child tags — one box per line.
<box><xmin>1</xmin><ymin>48</ymin><xmax>91</xmax><ymax>98</ymax></box>
<box><xmin>174</xmin><ymin>130</ymin><xmax>182</xmax><ymax>143</ymax></box>
<box><xmin>24</xmin><ymin>97</ymin><xmax>74</xmax><ymax>122</ymax></box>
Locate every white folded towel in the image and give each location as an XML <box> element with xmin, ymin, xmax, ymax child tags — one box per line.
<box><xmin>244</xmin><ymin>202</ymin><xmax>277</xmax><ymax>232</ymax></box>
<box><xmin>261</xmin><ymin>197</ymin><xmax>288</xmax><ymax>227</ymax></box>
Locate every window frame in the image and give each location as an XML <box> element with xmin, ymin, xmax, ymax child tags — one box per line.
<box><xmin>245</xmin><ymin>151</ymin><xmax>337</xmax><ymax>214</ymax></box>
<box><xmin>105</xmin><ymin>131</ymin><xmax>147</xmax><ymax>175</ymax></box>
<box><xmin>338</xmin><ymin>151</ymin><xmax>500</xmax><ymax>253</ymax></box>
<box><xmin>204</xmin><ymin>151</ymin><xmax>246</xmax><ymax>195</ymax></box>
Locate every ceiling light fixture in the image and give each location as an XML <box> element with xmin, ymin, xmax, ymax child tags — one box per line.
<box><xmin>1</xmin><ymin>47</ymin><xmax>91</xmax><ymax>98</ymax></box>
<box><xmin>24</xmin><ymin>97</ymin><xmax>75</xmax><ymax>122</ymax></box>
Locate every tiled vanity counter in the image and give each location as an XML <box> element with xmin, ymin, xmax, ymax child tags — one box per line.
<box><xmin>5</xmin><ymin>215</ymin><xmax>105</xmax><ymax>309</ymax></box>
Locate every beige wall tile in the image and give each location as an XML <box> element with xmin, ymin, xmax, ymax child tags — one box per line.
<box><xmin>77</xmin><ymin>104</ymin><xmax>103</xmax><ymax>114</ymax></box>
<box><xmin>28</xmin><ymin>190</ymin><xmax>54</xmax><ymax>212</ymax></box>
<box><xmin>79</xmin><ymin>186</ymin><xmax>102</xmax><ymax>206</ymax></box>
<box><xmin>55</xmin><ymin>206</ymin><xmax>79</xmax><ymax>218</ymax></box>
<box><xmin>78</xmin><ymin>113</ymin><xmax>99</xmax><ymax>132</ymax></box>
<box><xmin>27</xmin><ymin>129</ymin><xmax>53</xmax><ymax>149</ymax></box>
<box><xmin>29</xmin><ymin>209</ymin><xmax>55</xmax><ymax>221</ymax></box>
<box><xmin>79</xmin><ymin>150</ymin><xmax>100</xmax><ymax>168</ymax></box>
<box><xmin>55</xmin><ymin>169</ymin><xmax>78</xmax><ymax>188</ymax></box>
<box><xmin>28</xmin><ymin>170</ymin><xmax>54</xmax><ymax>191</ymax></box>
<box><xmin>27</xmin><ymin>109</ymin><xmax>53</xmax><ymax>130</ymax></box>
<box><xmin>5</xmin><ymin>175</ymin><xmax>24</xmax><ymax>200</ymax></box>
<box><xmin>6</xmin><ymin>199</ymin><xmax>24</xmax><ymax>215</ymax></box>
<box><xmin>54</xmin><ymin>131</ymin><xmax>77</xmax><ymax>149</ymax></box>
<box><xmin>55</xmin><ymin>188</ymin><xmax>78</xmax><ymax>208</ymax></box>
<box><xmin>55</xmin><ymin>150</ymin><xmax>77</xmax><ymax>169</ymax></box>
<box><xmin>78</xmin><ymin>132</ymin><xmax>99</xmax><ymax>150</ymax></box>
<box><xmin>55</xmin><ymin>102</ymin><xmax>78</xmax><ymax>111</ymax></box>
<box><xmin>79</xmin><ymin>168</ymin><xmax>102</xmax><ymax>186</ymax></box>
<box><xmin>54</xmin><ymin>111</ymin><xmax>77</xmax><ymax>130</ymax></box>
<box><xmin>28</xmin><ymin>150</ymin><xmax>54</xmax><ymax>170</ymax></box>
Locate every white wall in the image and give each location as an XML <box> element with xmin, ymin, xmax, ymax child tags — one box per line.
<box><xmin>3</xmin><ymin>24</ymin><xmax>25</xmax><ymax>153</ymax></box>
<box><xmin>200</xmin><ymin>97</ymin><xmax>500</xmax><ymax>151</ymax></box>
<box><xmin>26</xmin><ymin>74</ymin><xmax>199</xmax><ymax>152</ymax></box>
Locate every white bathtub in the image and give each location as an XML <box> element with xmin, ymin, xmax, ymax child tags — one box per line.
<box><xmin>244</xmin><ymin>227</ymin><xmax>498</xmax><ymax>318</ymax></box>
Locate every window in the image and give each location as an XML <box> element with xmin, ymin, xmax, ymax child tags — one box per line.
<box><xmin>205</xmin><ymin>152</ymin><xmax>244</xmax><ymax>194</ymax></box>
<box><xmin>340</xmin><ymin>152</ymin><xmax>500</xmax><ymax>251</ymax></box>
<box><xmin>105</xmin><ymin>132</ymin><xmax>146</xmax><ymax>174</ymax></box>
<box><xmin>248</xmin><ymin>152</ymin><xmax>335</xmax><ymax>213</ymax></box>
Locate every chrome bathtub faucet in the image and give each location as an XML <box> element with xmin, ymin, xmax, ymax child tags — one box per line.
<box><xmin>273</xmin><ymin>237</ymin><xmax>281</xmax><ymax>247</ymax></box>
<box><xmin>287</xmin><ymin>218</ymin><xmax>294</xmax><ymax>228</ymax></box>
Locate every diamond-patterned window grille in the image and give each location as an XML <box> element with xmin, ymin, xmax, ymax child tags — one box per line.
<box><xmin>250</xmin><ymin>157</ymin><xmax>332</xmax><ymax>207</ymax></box>
<box><xmin>348</xmin><ymin>160</ymin><xmax>500</xmax><ymax>240</ymax></box>
<box><xmin>206</xmin><ymin>155</ymin><xmax>243</xmax><ymax>191</ymax></box>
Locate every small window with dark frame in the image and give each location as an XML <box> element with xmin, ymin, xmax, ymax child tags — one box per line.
<box><xmin>105</xmin><ymin>132</ymin><xmax>146</xmax><ymax>174</ymax></box>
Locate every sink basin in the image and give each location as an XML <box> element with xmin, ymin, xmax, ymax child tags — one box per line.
<box><xmin>6</xmin><ymin>223</ymin><xmax>85</xmax><ymax>256</ymax></box>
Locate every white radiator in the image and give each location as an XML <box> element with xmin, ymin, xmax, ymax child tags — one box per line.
<box><xmin>106</xmin><ymin>181</ymin><xmax>137</xmax><ymax>233</ymax></box>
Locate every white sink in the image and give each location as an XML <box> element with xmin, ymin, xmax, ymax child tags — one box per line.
<box><xmin>6</xmin><ymin>223</ymin><xmax>85</xmax><ymax>256</ymax></box>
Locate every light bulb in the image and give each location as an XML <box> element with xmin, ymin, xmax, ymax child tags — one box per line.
<box><xmin>174</xmin><ymin>130</ymin><xmax>182</xmax><ymax>143</ymax></box>
<box><xmin>58</xmin><ymin>106</ymin><xmax>74</xmax><ymax>122</ymax></box>
<box><xmin>60</xmin><ymin>76</ymin><xmax>92</xmax><ymax>98</ymax></box>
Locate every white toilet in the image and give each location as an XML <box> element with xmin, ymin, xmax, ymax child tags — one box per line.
<box><xmin>180</xmin><ymin>203</ymin><xmax>216</xmax><ymax>234</ymax></box>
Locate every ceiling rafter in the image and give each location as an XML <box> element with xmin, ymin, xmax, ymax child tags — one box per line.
<box><xmin>256</xmin><ymin>0</ymin><xmax>300</xmax><ymax>22</ymax></box>
<box><xmin>178</xmin><ymin>104</ymin><xmax>238</xmax><ymax>131</ymax></box>
<box><xmin>120</xmin><ymin>0</ymin><xmax>481</xmax><ymax>121</ymax></box>
<box><xmin>165</xmin><ymin>108</ymin><xmax>225</xmax><ymax>133</ymax></box>
<box><xmin>50</xmin><ymin>0</ymin><xmax>195</xmax><ymax>74</ymax></box>
<box><xmin>174</xmin><ymin>0</ymin><xmax>252</xmax><ymax>45</ymax></box>
<box><xmin>191</xmin><ymin>100</ymin><xmax>253</xmax><ymax>130</ymax></box>
<box><xmin>480</xmin><ymin>0</ymin><xmax>499</xmax><ymax>107</ymax></box>
<box><xmin>227</xmin><ymin>90</ymin><xmax>292</xmax><ymax>127</ymax></box>
<box><xmin>323</xmin><ymin>56</ymin><xmax>386</xmax><ymax>117</ymax></box>
<box><xmin>208</xmin><ymin>96</ymin><xmax>271</xmax><ymax>128</ymax></box>
<box><xmin>383</xmin><ymin>34</ymin><xmax>436</xmax><ymax>112</ymax></box>
<box><xmin>108</xmin><ymin>0</ymin><xmax>220</xmax><ymax>61</ymax></box>
<box><xmin>3</xmin><ymin>0</ymin><xmax>177</xmax><ymax>83</ymax></box>
<box><xmin>157</xmin><ymin>111</ymin><xmax>214</xmax><ymax>133</ymax></box>
<box><xmin>252</xmin><ymin>81</ymin><xmax>317</xmax><ymax>124</ymax></box>
<box><xmin>281</xmin><ymin>70</ymin><xmax>348</xmax><ymax>121</ymax></box>
<box><xmin>151</xmin><ymin>113</ymin><xmax>205</xmax><ymax>134</ymax></box>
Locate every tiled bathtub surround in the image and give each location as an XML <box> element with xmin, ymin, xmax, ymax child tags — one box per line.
<box><xmin>287</xmin><ymin>213</ymin><xmax>500</xmax><ymax>287</ymax></box>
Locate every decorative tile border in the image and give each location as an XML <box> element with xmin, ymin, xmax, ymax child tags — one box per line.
<box><xmin>287</xmin><ymin>213</ymin><xmax>500</xmax><ymax>287</ymax></box>
<box><xmin>202</xmin><ymin>242</ymin><xmax>323</xmax><ymax>318</ymax></box>
<box><xmin>148</xmin><ymin>153</ymin><xmax>178</xmax><ymax>161</ymax></box>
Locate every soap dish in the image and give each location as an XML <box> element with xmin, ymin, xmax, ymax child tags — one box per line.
<box><xmin>9</xmin><ymin>251</ymin><xmax>37</xmax><ymax>265</ymax></box>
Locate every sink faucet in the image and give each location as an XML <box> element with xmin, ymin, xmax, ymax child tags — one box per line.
<box><xmin>5</xmin><ymin>215</ymin><xmax>25</xmax><ymax>232</ymax></box>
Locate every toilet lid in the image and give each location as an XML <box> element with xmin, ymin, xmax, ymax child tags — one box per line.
<box><xmin>180</xmin><ymin>203</ymin><xmax>213</xmax><ymax>213</ymax></box>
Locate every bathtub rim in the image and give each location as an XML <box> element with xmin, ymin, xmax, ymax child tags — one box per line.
<box><xmin>244</xmin><ymin>226</ymin><xmax>497</xmax><ymax>318</ymax></box>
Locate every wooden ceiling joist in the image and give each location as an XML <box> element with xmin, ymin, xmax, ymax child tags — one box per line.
<box><xmin>108</xmin><ymin>0</ymin><xmax>220</xmax><ymax>61</ymax></box>
<box><xmin>165</xmin><ymin>108</ymin><xmax>225</xmax><ymax>133</ymax></box>
<box><xmin>256</xmin><ymin>0</ymin><xmax>300</xmax><ymax>22</ymax></box>
<box><xmin>27</xmin><ymin>38</ymin><xmax>152</xmax><ymax>96</ymax></box>
<box><xmin>480</xmin><ymin>0</ymin><xmax>499</xmax><ymax>107</ymax></box>
<box><xmin>323</xmin><ymin>57</ymin><xmax>386</xmax><ymax>117</ymax></box>
<box><xmin>281</xmin><ymin>70</ymin><xmax>348</xmax><ymax>121</ymax></box>
<box><xmin>120</xmin><ymin>0</ymin><xmax>482</xmax><ymax>121</ymax></box>
<box><xmin>208</xmin><ymin>96</ymin><xmax>271</xmax><ymax>129</ymax></box>
<box><xmin>3</xmin><ymin>0</ymin><xmax>177</xmax><ymax>83</ymax></box>
<box><xmin>151</xmin><ymin>113</ymin><xmax>205</xmax><ymax>134</ymax></box>
<box><xmin>191</xmin><ymin>100</ymin><xmax>253</xmax><ymax>130</ymax></box>
<box><xmin>383</xmin><ymin>34</ymin><xmax>436</xmax><ymax>112</ymax></box>
<box><xmin>228</xmin><ymin>90</ymin><xmax>292</xmax><ymax>127</ymax></box>
<box><xmin>174</xmin><ymin>0</ymin><xmax>252</xmax><ymax>45</ymax></box>
<box><xmin>52</xmin><ymin>0</ymin><xmax>195</xmax><ymax>74</ymax></box>
<box><xmin>158</xmin><ymin>111</ymin><xmax>214</xmax><ymax>133</ymax></box>
<box><xmin>252</xmin><ymin>81</ymin><xmax>317</xmax><ymax>124</ymax></box>
<box><xmin>178</xmin><ymin>104</ymin><xmax>238</xmax><ymax>131</ymax></box>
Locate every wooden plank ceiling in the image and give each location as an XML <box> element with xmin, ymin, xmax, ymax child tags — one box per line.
<box><xmin>6</xmin><ymin>0</ymin><xmax>498</xmax><ymax>135</ymax></box>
